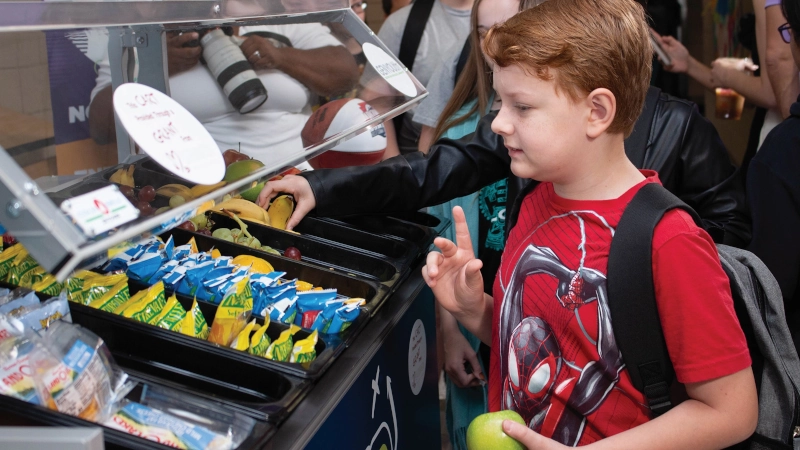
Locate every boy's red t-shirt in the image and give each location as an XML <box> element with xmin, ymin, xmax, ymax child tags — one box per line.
<box><xmin>490</xmin><ymin>171</ymin><xmax>751</xmax><ymax>445</ymax></box>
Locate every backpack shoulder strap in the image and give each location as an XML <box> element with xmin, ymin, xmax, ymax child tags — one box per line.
<box><xmin>398</xmin><ymin>0</ymin><xmax>435</xmax><ymax>72</ymax></box>
<box><xmin>607</xmin><ymin>182</ymin><xmax>701</xmax><ymax>417</ymax></box>
<box><xmin>454</xmin><ymin>37</ymin><xmax>471</xmax><ymax>87</ymax></box>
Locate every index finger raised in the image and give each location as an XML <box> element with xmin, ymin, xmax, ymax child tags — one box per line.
<box><xmin>451</xmin><ymin>206</ymin><xmax>475</xmax><ymax>256</ymax></box>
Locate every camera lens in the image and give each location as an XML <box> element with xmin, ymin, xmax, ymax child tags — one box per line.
<box><xmin>201</xmin><ymin>29</ymin><xmax>268</xmax><ymax>114</ymax></box>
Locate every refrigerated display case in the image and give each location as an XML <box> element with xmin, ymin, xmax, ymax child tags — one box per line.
<box><xmin>0</xmin><ymin>0</ymin><xmax>446</xmax><ymax>448</ymax></box>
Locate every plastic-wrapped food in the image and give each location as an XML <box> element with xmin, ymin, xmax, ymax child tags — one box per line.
<box><xmin>325</xmin><ymin>301</ymin><xmax>363</xmax><ymax>334</ymax></box>
<box><xmin>0</xmin><ymin>313</ymin><xmax>23</xmax><ymax>344</ymax></box>
<box><xmin>86</xmin><ymin>280</ymin><xmax>130</xmax><ymax>313</ymax></box>
<box><xmin>103</xmin><ymin>236</ymin><xmax>162</xmax><ymax>273</ymax></box>
<box><xmin>33</xmin><ymin>321</ymin><xmax>131</xmax><ymax>422</ymax></box>
<box><xmin>68</xmin><ymin>272</ymin><xmax>129</xmax><ymax>306</ymax></box>
<box><xmin>250</xmin><ymin>272</ymin><xmax>286</xmax><ymax>316</ymax></box>
<box><xmin>6</xmin><ymin>249</ymin><xmax>40</xmax><ymax>287</ymax></box>
<box><xmin>289</xmin><ymin>329</ymin><xmax>318</xmax><ymax>363</ymax></box>
<box><xmin>264</xmin><ymin>295</ymin><xmax>297</xmax><ymax>325</ymax></box>
<box><xmin>230</xmin><ymin>319</ymin><xmax>257</xmax><ymax>351</ymax></box>
<box><xmin>207</xmin><ymin>277</ymin><xmax>252</xmax><ymax>346</ymax></box>
<box><xmin>31</xmin><ymin>274</ymin><xmax>64</xmax><ymax>297</ymax></box>
<box><xmin>196</xmin><ymin>265</ymin><xmax>236</xmax><ymax>303</ymax></box>
<box><xmin>178</xmin><ymin>260</ymin><xmax>216</xmax><ymax>298</ymax></box>
<box><xmin>0</xmin><ymin>289</ymin><xmax>40</xmax><ymax>316</ymax></box>
<box><xmin>107</xmin><ymin>383</ymin><xmax>256</xmax><ymax>450</ymax></box>
<box><xmin>248</xmin><ymin>321</ymin><xmax>271</xmax><ymax>357</ymax></box>
<box><xmin>152</xmin><ymin>295</ymin><xmax>187</xmax><ymax>331</ymax></box>
<box><xmin>10</xmin><ymin>293</ymin><xmax>72</xmax><ymax>332</ymax></box>
<box><xmin>179</xmin><ymin>299</ymin><xmax>209</xmax><ymax>339</ymax></box>
<box><xmin>294</xmin><ymin>289</ymin><xmax>338</xmax><ymax>329</ymax></box>
<box><xmin>265</xmin><ymin>325</ymin><xmax>301</xmax><ymax>362</ymax></box>
<box><xmin>0</xmin><ymin>243</ymin><xmax>23</xmax><ymax>280</ymax></box>
<box><xmin>127</xmin><ymin>250</ymin><xmax>167</xmax><ymax>284</ymax></box>
<box><xmin>117</xmin><ymin>282</ymin><xmax>167</xmax><ymax>324</ymax></box>
<box><xmin>0</xmin><ymin>332</ymin><xmax>47</xmax><ymax>405</ymax></box>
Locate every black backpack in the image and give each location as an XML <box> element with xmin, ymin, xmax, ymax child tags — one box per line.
<box><xmin>608</xmin><ymin>182</ymin><xmax>800</xmax><ymax>449</ymax></box>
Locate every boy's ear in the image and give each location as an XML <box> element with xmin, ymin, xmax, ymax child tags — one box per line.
<box><xmin>585</xmin><ymin>88</ymin><xmax>616</xmax><ymax>139</ymax></box>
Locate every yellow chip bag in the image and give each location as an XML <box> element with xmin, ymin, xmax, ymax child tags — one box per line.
<box><xmin>31</xmin><ymin>274</ymin><xmax>64</xmax><ymax>297</ymax></box>
<box><xmin>207</xmin><ymin>277</ymin><xmax>253</xmax><ymax>346</ymax></box>
<box><xmin>87</xmin><ymin>281</ymin><xmax>130</xmax><ymax>313</ymax></box>
<box><xmin>117</xmin><ymin>282</ymin><xmax>166</xmax><ymax>323</ymax></box>
<box><xmin>70</xmin><ymin>272</ymin><xmax>128</xmax><ymax>306</ymax></box>
<box><xmin>289</xmin><ymin>329</ymin><xmax>318</xmax><ymax>363</ymax></box>
<box><xmin>151</xmin><ymin>295</ymin><xmax>187</xmax><ymax>331</ymax></box>
<box><xmin>0</xmin><ymin>243</ymin><xmax>23</xmax><ymax>280</ymax></box>
<box><xmin>265</xmin><ymin>325</ymin><xmax>301</xmax><ymax>362</ymax></box>
<box><xmin>179</xmin><ymin>299</ymin><xmax>209</xmax><ymax>339</ymax></box>
<box><xmin>230</xmin><ymin>319</ymin><xmax>258</xmax><ymax>351</ymax></box>
<box><xmin>7</xmin><ymin>250</ymin><xmax>40</xmax><ymax>287</ymax></box>
<box><xmin>248</xmin><ymin>320</ymin><xmax>271</xmax><ymax>357</ymax></box>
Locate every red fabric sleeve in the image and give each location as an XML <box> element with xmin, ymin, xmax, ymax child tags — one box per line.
<box><xmin>652</xmin><ymin>210</ymin><xmax>752</xmax><ymax>384</ymax></box>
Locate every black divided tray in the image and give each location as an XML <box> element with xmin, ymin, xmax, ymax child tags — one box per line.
<box><xmin>206</xmin><ymin>211</ymin><xmax>405</xmax><ymax>287</ymax></box>
<box><xmin>290</xmin><ymin>215</ymin><xmax>420</xmax><ymax>270</ymax></box>
<box><xmin>0</xmin><ymin>281</ymin><xmax>312</xmax><ymax>425</ymax></box>
<box><xmin>162</xmin><ymin>228</ymin><xmax>391</xmax><ymax>314</ymax></box>
<box><xmin>99</xmin><ymin>162</ymin><xmax>197</xmax><ymax>189</ymax></box>
<box><xmin>0</xmin><ymin>385</ymin><xmax>275</xmax><ymax>450</ymax></box>
<box><xmin>320</xmin><ymin>210</ymin><xmax>449</xmax><ymax>254</ymax></box>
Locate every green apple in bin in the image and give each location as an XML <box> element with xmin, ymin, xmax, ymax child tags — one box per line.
<box><xmin>467</xmin><ymin>410</ymin><xmax>526</xmax><ymax>450</ymax></box>
<box><xmin>240</xmin><ymin>181</ymin><xmax>265</xmax><ymax>202</ymax></box>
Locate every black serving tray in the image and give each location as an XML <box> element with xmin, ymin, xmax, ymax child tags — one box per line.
<box><xmin>290</xmin><ymin>216</ymin><xmax>420</xmax><ymax>270</ymax></box>
<box><xmin>99</xmin><ymin>163</ymin><xmax>197</xmax><ymax>190</ymax></box>
<box><xmin>161</xmin><ymin>228</ymin><xmax>391</xmax><ymax>314</ymax></box>
<box><xmin>205</xmin><ymin>211</ymin><xmax>404</xmax><ymax>287</ymax></box>
<box><xmin>321</xmin><ymin>211</ymin><xmax>448</xmax><ymax>253</ymax></box>
<box><xmin>0</xmin><ymin>385</ymin><xmax>275</xmax><ymax>450</ymax></box>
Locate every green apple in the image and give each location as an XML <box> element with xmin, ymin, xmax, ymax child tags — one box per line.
<box><xmin>466</xmin><ymin>410</ymin><xmax>526</xmax><ymax>450</ymax></box>
<box><xmin>240</xmin><ymin>181</ymin><xmax>265</xmax><ymax>203</ymax></box>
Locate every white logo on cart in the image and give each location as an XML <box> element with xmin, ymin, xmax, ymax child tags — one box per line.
<box><xmin>408</xmin><ymin>319</ymin><xmax>426</xmax><ymax>396</ymax></box>
<box><xmin>367</xmin><ymin>366</ymin><xmax>398</xmax><ymax>450</ymax></box>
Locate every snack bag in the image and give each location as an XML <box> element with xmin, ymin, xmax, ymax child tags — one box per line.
<box><xmin>289</xmin><ymin>330</ymin><xmax>318</xmax><ymax>363</ymax></box>
<box><xmin>178</xmin><ymin>260</ymin><xmax>216</xmax><ymax>298</ymax></box>
<box><xmin>34</xmin><ymin>321</ymin><xmax>124</xmax><ymax>422</ymax></box>
<box><xmin>294</xmin><ymin>289</ymin><xmax>339</xmax><ymax>329</ymax></box>
<box><xmin>0</xmin><ymin>289</ymin><xmax>40</xmax><ymax>316</ymax></box>
<box><xmin>64</xmin><ymin>270</ymin><xmax>99</xmax><ymax>303</ymax></box>
<box><xmin>265</xmin><ymin>325</ymin><xmax>301</xmax><ymax>362</ymax></box>
<box><xmin>70</xmin><ymin>272</ymin><xmax>129</xmax><ymax>306</ymax></box>
<box><xmin>6</xmin><ymin>249</ymin><xmax>40</xmax><ymax>287</ymax></box>
<box><xmin>0</xmin><ymin>243</ymin><xmax>23</xmax><ymax>280</ymax></box>
<box><xmin>230</xmin><ymin>319</ymin><xmax>258</xmax><ymax>351</ymax></box>
<box><xmin>248</xmin><ymin>321</ymin><xmax>271</xmax><ymax>357</ymax></box>
<box><xmin>31</xmin><ymin>274</ymin><xmax>64</xmax><ymax>297</ymax></box>
<box><xmin>127</xmin><ymin>248</ymin><xmax>166</xmax><ymax>283</ymax></box>
<box><xmin>86</xmin><ymin>280</ymin><xmax>130</xmax><ymax>313</ymax></box>
<box><xmin>11</xmin><ymin>294</ymin><xmax>72</xmax><ymax>332</ymax></box>
<box><xmin>151</xmin><ymin>295</ymin><xmax>188</xmax><ymax>331</ymax></box>
<box><xmin>179</xmin><ymin>299</ymin><xmax>209</xmax><ymax>339</ymax></box>
<box><xmin>104</xmin><ymin>401</ymin><xmax>233</xmax><ymax>450</ymax></box>
<box><xmin>207</xmin><ymin>277</ymin><xmax>252</xmax><ymax>346</ymax></box>
<box><xmin>0</xmin><ymin>314</ymin><xmax>23</xmax><ymax>344</ymax></box>
<box><xmin>263</xmin><ymin>294</ymin><xmax>298</xmax><ymax>324</ymax></box>
<box><xmin>325</xmin><ymin>301</ymin><xmax>364</xmax><ymax>334</ymax></box>
<box><xmin>117</xmin><ymin>282</ymin><xmax>167</xmax><ymax>324</ymax></box>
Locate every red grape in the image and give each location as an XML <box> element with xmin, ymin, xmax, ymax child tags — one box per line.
<box><xmin>119</xmin><ymin>185</ymin><xmax>134</xmax><ymax>199</ymax></box>
<box><xmin>136</xmin><ymin>201</ymin><xmax>155</xmax><ymax>216</ymax></box>
<box><xmin>284</xmin><ymin>246</ymin><xmax>301</xmax><ymax>261</ymax></box>
<box><xmin>177</xmin><ymin>221</ymin><xmax>196</xmax><ymax>232</ymax></box>
<box><xmin>198</xmin><ymin>229</ymin><xmax>212</xmax><ymax>236</ymax></box>
<box><xmin>139</xmin><ymin>185</ymin><xmax>156</xmax><ymax>202</ymax></box>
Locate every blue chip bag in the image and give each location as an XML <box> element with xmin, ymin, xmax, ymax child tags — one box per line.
<box><xmin>325</xmin><ymin>302</ymin><xmax>362</xmax><ymax>334</ymax></box>
<box><xmin>265</xmin><ymin>295</ymin><xmax>298</xmax><ymax>324</ymax></box>
<box><xmin>177</xmin><ymin>260</ymin><xmax>216</xmax><ymax>298</ymax></box>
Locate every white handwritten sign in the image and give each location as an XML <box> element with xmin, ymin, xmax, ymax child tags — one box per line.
<box><xmin>113</xmin><ymin>83</ymin><xmax>225</xmax><ymax>185</ymax></box>
<box><xmin>363</xmin><ymin>43</ymin><xmax>418</xmax><ymax>98</ymax></box>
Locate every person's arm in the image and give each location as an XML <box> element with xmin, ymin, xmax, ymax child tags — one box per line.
<box><xmin>645</xmin><ymin>95</ymin><xmax>751</xmax><ymax>247</ymax></box>
<box><xmin>765</xmin><ymin>4</ymin><xmax>800</xmax><ymax>118</ymax></box>
<box><xmin>652</xmin><ymin>30</ymin><xmax>718</xmax><ymax>91</ymax></box>
<box><xmin>381</xmin><ymin>118</ymin><xmax>401</xmax><ymax>160</ymax></box>
<box><xmin>240</xmin><ymin>37</ymin><xmax>359</xmax><ymax>98</ymax></box>
<box><xmin>418</xmin><ymin>125</ymin><xmax>435</xmax><ymax>153</ymax></box>
<box><xmin>711</xmin><ymin>0</ymin><xmax>778</xmax><ymax>109</ymax></box>
<box><xmin>437</xmin><ymin>303</ymin><xmax>485</xmax><ymax>387</ymax></box>
<box><xmin>503</xmin><ymin>368</ymin><xmax>757</xmax><ymax>450</ymax></box>
<box><xmin>300</xmin><ymin>111</ymin><xmax>510</xmax><ymax>218</ymax></box>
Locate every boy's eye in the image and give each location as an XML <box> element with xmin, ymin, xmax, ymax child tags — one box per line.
<box><xmin>515</xmin><ymin>104</ymin><xmax>531</xmax><ymax>112</ymax></box>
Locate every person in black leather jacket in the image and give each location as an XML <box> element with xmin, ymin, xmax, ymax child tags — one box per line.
<box><xmin>258</xmin><ymin>85</ymin><xmax>751</xmax><ymax>248</ymax></box>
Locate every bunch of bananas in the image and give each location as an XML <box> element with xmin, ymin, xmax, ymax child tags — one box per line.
<box><xmin>109</xmin><ymin>165</ymin><xmax>135</xmax><ymax>187</ymax></box>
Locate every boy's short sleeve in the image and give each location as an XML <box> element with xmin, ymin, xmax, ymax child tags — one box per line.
<box><xmin>652</xmin><ymin>210</ymin><xmax>752</xmax><ymax>384</ymax></box>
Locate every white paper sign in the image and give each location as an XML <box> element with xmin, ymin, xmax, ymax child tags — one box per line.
<box><xmin>60</xmin><ymin>185</ymin><xmax>140</xmax><ymax>237</ymax></box>
<box><xmin>112</xmin><ymin>83</ymin><xmax>225</xmax><ymax>184</ymax></box>
<box><xmin>363</xmin><ymin>43</ymin><xmax>418</xmax><ymax>98</ymax></box>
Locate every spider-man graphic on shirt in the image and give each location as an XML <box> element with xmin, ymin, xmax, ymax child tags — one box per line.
<box><xmin>493</xmin><ymin>209</ymin><xmax>650</xmax><ymax>446</ymax></box>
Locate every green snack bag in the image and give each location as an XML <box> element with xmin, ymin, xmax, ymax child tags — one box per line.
<box><xmin>230</xmin><ymin>319</ymin><xmax>258</xmax><ymax>351</ymax></box>
<box><xmin>289</xmin><ymin>330</ymin><xmax>318</xmax><ymax>363</ymax></box>
<box><xmin>179</xmin><ymin>299</ymin><xmax>209</xmax><ymax>339</ymax></box>
<box><xmin>31</xmin><ymin>274</ymin><xmax>65</xmax><ymax>297</ymax></box>
<box><xmin>207</xmin><ymin>277</ymin><xmax>253</xmax><ymax>346</ymax></box>
<box><xmin>87</xmin><ymin>281</ymin><xmax>130</xmax><ymax>313</ymax></box>
<box><xmin>265</xmin><ymin>325</ymin><xmax>301</xmax><ymax>362</ymax></box>
<box><xmin>0</xmin><ymin>243</ymin><xmax>23</xmax><ymax>280</ymax></box>
<box><xmin>248</xmin><ymin>320</ymin><xmax>271</xmax><ymax>357</ymax></box>
<box><xmin>118</xmin><ymin>282</ymin><xmax>166</xmax><ymax>323</ymax></box>
<box><xmin>151</xmin><ymin>294</ymin><xmax>187</xmax><ymax>331</ymax></box>
<box><xmin>7</xmin><ymin>251</ymin><xmax>39</xmax><ymax>287</ymax></box>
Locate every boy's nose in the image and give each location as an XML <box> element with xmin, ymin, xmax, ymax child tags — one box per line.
<box><xmin>491</xmin><ymin>108</ymin><xmax>512</xmax><ymax>136</ymax></box>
